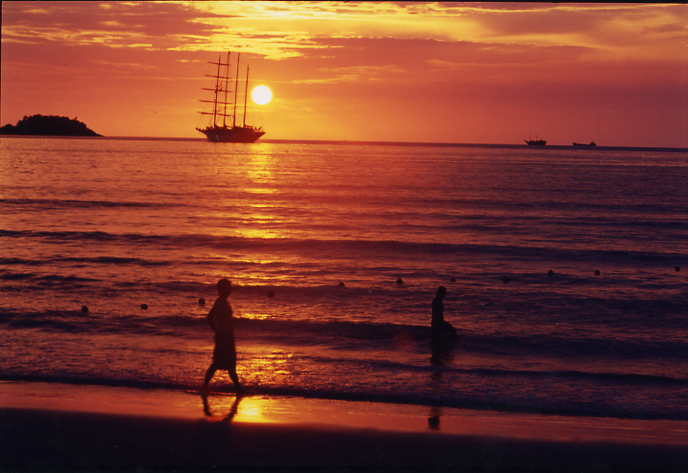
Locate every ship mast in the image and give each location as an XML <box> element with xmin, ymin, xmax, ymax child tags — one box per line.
<box><xmin>213</xmin><ymin>53</ymin><xmax>221</xmax><ymax>127</ymax></box>
<box><xmin>222</xmin><ymin>52</ymin><xmax>230</xmax><ymax>127</ymax></box>
<box><xmin>233</xmin><ymin>53</ymin><xmax>240</xmax><ymax>128</ymax></box>
<box><xmin>199</xmin><ymin>53</ymin><xmax>230</xmax><ymax>128</ymax></box>
<box><xmin>243</xmin><ymin>64</ymin><xmax>249</xmax><ymax>127</ymax></box>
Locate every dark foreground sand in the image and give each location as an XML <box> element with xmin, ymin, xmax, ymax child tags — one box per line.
<box><xmin>2</xmin><ymin>381</ymin><xmax>687</xmax><ymax>472</ymax></box>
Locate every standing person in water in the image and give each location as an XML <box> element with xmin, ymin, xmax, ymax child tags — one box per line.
<box><xmin>431</xmin><ymin>286</ymin><xmax>456</xmax><ymax>363</ymax></box>
<box><xmin>202</xmin><ymin>278</ymin><xmax>242</xmax><ymax>393</ymax></box>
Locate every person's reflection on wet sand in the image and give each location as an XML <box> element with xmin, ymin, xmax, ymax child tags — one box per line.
<box><xmin>428</xmin><ymin>406</ymin><xmax>442</xmax><ymax>431</ymax></box>
<box><xmin>201</xmin><ymin>391</ymin><xmax>243</xmax><ymax>423</ymax></box>
<box><xmin>431</xmin><ymin>342</ymin><xmax>455</xmax><ymax>366</ymax></box>
<box><xmin>428</xmin><ymin>359</ymin><xmax>447</xmax><ymax>431</ymax></box>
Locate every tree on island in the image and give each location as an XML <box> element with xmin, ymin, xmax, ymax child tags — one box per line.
<box><xmin>0</xmin><ymin>114</ymin><xmax>102</xmax><ymax>136</ymax></box>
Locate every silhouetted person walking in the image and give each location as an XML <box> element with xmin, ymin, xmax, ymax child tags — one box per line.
<box><xmin>202</xmin><ymin>278</ymin><xmax>242</xmax><ymax>393</ymax></box>
<box><xmin>431</xmin><ymin>286</ymin><xmax>456</xmax><ymax>364</ymax></box>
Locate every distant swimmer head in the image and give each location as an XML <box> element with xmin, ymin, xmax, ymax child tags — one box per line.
<box><xmin>217</xmin><ymin>278</ymin><xmax>232</xmax><ymax>297</ymax></box>
<box><xmin>81</xmin><ymin>305</ymin><xmax>89</xmax><ymax>314</ymax></box>
<box><xmin>198</xmin><ymin>297</ymin><xmax>206</xmax><ymax>306</ymax></box>
<box><xmin>140</xmin><ymin>303</ymin><xmax>148</xmax><ymax>310</ymax></box>
<box><xmin>396</xmin><ymin>277</ymin><xmax>404</xmax><ymax>285</ymax></box>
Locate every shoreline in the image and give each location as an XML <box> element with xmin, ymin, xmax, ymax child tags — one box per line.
<box><xmin>4</xmin><ymin>372</ymin><xmax>687</xmax><ymax>422</ymax></box>
<box><xmin>2</xmin><ymin>381</ymin><xmax>688</xmax><ymax>472</ymax></box>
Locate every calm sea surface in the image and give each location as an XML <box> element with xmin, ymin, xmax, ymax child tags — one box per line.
<box><xmin>1</xmin><ymin>136</ymin><xmax>687</xmax><ymax>420</ymax></box>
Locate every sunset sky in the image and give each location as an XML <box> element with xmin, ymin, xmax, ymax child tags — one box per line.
<box><xmin>2</xmin><ymin>1</ymin><xmax>687</xmax><ymax>146</ymax></box>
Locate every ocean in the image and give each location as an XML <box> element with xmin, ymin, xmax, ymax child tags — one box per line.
<box><xmin>1</xmin><ymin>136</ymin><xmax>687</xmax><ymax>421</ymax></box>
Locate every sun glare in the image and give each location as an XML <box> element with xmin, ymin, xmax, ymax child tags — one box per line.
<box><xmin>251</xmin><ymin>85</ymin><xmax>273</xmax><ymax>105</ymax></box>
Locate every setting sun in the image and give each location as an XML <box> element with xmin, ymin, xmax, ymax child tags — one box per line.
<box><xmin>251</xmin><ymin>85</ymin><xmax>273</xmax><ymax>105</ymax></box>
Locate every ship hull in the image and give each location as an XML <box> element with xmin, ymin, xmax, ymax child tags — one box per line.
<box><xmin>197</xmin><ymin>126</ymin><xmax>265</xmax><ymax>143</ymax></box>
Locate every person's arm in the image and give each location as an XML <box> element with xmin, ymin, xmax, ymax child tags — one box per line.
<box><xmin>207</xmin><ymin>301</ymin><xmax>219</xmax><ymax>331</ymax></box>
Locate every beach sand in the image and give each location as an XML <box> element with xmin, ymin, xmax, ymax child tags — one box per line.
<box><xmin>2</xmin><ymin>381</ymin><xmax>687</xmax><ymax>472</ymax></box>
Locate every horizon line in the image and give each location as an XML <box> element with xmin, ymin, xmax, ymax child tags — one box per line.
<box><xmin>3</xmin><ymin>134</ymin><xmax>686</xmax><ymax>152</ymax></box>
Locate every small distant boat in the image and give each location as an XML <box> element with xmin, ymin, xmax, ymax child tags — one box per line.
<box><xmin>196</xmin><ymin>51</ymin><xmax>265</xmax><ymax>143</ymax></box>
<box><xmin>524</xmin><ymin>139</ymin><xmax>547</xmax><ymax>146</ymax></box>
<box><xmin>572</xmin><ymin>141</ymin><xmax>597</xmax><ymax>148</ymax></box>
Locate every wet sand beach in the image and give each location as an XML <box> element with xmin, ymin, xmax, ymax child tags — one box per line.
<box><xmin>2</xmin><ymin>381</ymin><xmax>687</xmax><ymax>472</ymax></box>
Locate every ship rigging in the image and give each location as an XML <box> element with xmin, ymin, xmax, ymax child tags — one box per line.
<box><xmin>196</xmin><ymin>52</ymin><xmax>265</xmax><ymax>143</ymax></box>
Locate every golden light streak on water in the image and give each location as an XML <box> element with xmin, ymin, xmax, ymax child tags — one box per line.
<box><xmin>245</xmin><ymin>148</ymin><xmax>276</xmax><ymax>186</ymax></box>
<box><xmin>240</xmin><ymin>312</ymin><xmax>272</xmax><ymax>320</ymax></box>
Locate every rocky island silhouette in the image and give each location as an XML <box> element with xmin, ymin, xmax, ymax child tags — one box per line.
<box><xmin>0</xmin><ymin>114</ymin><xmax>102</xmax><ymax>136</ymax></box>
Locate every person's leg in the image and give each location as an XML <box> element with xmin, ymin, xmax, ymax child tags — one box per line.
<box><xmin>227</xmin><ymin>369</ymin><xmax>242</xmax><ymax>391</ymax></box>
<box><xmin>203</xmin><ymin>363</ymin><xmax>217</xmax><ymax>390</ymax></box>
<box><xmin>227</xmin><ymin>356</ymin><xmax>242</xmax><ymax>391</ymax></box>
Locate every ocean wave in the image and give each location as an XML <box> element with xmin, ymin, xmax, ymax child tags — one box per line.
<box><xmin>0</xmin><ymin>255</ymin><xmax>302</xmax><ymax>268</ymax></box>
<box><xmin>411</xmin><ymin>197</ymin><xmax>688</xmax><ymax>215</ymax></box>
<box><xmin>0</xmin><ymin>258</ymin><xmax>44</xmax><ymax>266</ymax></box>
<box><xmin>0</xmin><ymin>198</ymin><xmax>176</xmax><ymax>209</ymax></box>
<box><xmin>2</xmin><ymin>308</ymin><xmax>686</xmax><ymax>360</ymax></box>
<box><xmin>0</xmin><ymin>229</ymin><xmax>153</xmax><ymax>242</ymax></box>
<box><xmin>57</xmin><ymin>256</ymin><xmax>169</xmax><ymax>266</ymax></box>
<box><xmin>183</xmin><ymin>191</ymin><xmax>688</xmax><ymax>216</ymax></box>
<box><xmin>2</xmin><ymin>229</ymin><xmax>685</xmax><ymax>266</ymax></box>
<box><xmin>307</xmin><ymin>355</ymin><xmax>688</xmax><ymax>386</ymax></box>
<box><xmin>0</xmin><ymin>271</ymin><xmax>99</xmax><ymax>284</ymax></box>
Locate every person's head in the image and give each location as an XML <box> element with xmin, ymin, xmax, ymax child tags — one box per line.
<box><xmin>217</xmin><ymin>278</ymin><xmax>232</xmax><ymax>297</ymax></box>
<box><xmin>435</xmin><ymin>286</ymin><xmax>447</xmax><ymax>299</ymax></box>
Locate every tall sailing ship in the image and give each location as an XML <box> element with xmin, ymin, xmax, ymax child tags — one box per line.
<box><xmin>196</xmin><ymin>52</ymin><xmax>265</xmax><ymax>143</ymax></box>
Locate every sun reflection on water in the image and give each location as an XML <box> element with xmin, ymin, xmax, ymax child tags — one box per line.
<box><xmin>240</xmin><ymin>345</ymin><xmax>295</xmax><ymax>386</ymax></box>
<box><xmin>243</xmin><ymin>187</ymin><xmax>277</xmax><ymax>194</ymax></box>
<box><xmin>234</xmin><ymin>396</ymin><xmax>269</xmax><ymax>423</ymax></box>
<box><xmin>235</xmin><ymin>151</ymin><xmax>284</xmax><ymax>240</ymax></box>
<box><xmin>240</xmin><ymin>312</ymin><xmax>272</xmax><ymax>320</ymax></box>
<box><xmin>233</xmin><ymin>227</ymin><xmax>283</xmax><ymax>239</ymax></box>
<box><xmin>245</xmin><ymin>150</ymin><xmax>276</xmax><ymax>185</ymax></box>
